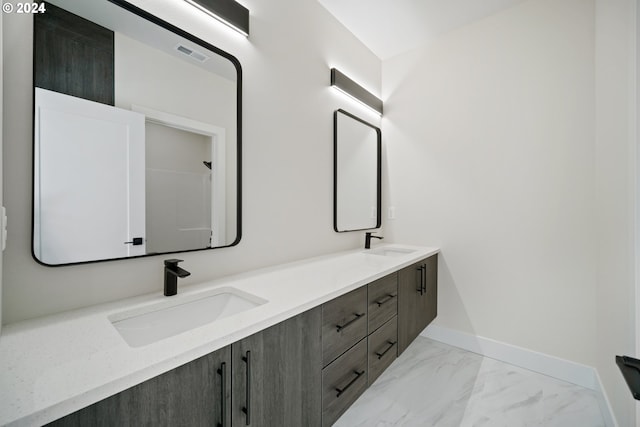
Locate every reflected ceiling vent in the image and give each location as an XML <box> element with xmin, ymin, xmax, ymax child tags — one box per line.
<box><xmin>175</xmin><ymin>44</ymin><xmax>210</xmax><ymax>63</ymax></box>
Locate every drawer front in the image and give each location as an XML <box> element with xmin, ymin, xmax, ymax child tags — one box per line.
<box><xmin>367</xmin><ymin>273</ymin><xmax>398</xmax><ymax>333</ymax></box>
<box><xmin>322</xmin><ymin>286</ymin><xmax>368</xmax><ymax>366</ymax></box>
<box><xmin>368</xmin><ymin>316</ymin><xmax>398</xmax><ymax>386</ymax></box>
<box><xmin>321</xmin><ymin>338</ymin><xmax>368</xmax><ymax>427</ymax></box>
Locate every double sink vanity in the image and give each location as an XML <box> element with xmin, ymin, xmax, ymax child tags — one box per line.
<box><xmin>0</xmin><ymin>245</ymin><xmax>439</xmax><ymax>426</ymax></box>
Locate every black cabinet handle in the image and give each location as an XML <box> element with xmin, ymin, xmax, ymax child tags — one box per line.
<box><xmin>336</xmin><ymin>313</ymin><xmax>364</xmax><ymax>332</ymax></box>
<box><xmin>335</xmin><ymin>370</ymin><xmax>365</xmax><ymax>397</ymax></box>
<box><xmin>421</xmin><ymin>264</ymin><xmax>427</xmax><ymax>294</ymax></box>
<box><xmin>242</xmin><ymin>351</ymin><xmax>251</xmax><ymax>425</ymax></box>
<box><xmin>375</xmin><ymin>341</ymin><xmax>397</xmax><ymax>359</ymax></box>
<box><xmin>416</xmin><ymin>266</ymin><xmax>424</xmax><ymax>295</ymax></box>
<box><xmin>375</xmin><ymin>294</ymin><xmax>397</xmax><ymax>307</ymax></box>
<box><xmin>217</xmin><ymin>362</ymin><xmax>227</xmax><ymax>427</ymax></box>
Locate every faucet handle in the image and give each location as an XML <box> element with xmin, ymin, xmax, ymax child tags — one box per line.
<box><xmin>164</xmin><ymin>259</ymin><xmax>184</xmax><ymax>267</ymax></box>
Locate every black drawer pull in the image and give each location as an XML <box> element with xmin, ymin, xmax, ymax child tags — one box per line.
<box><xmin>375</xmin><ymin>341</ymin><xmax>397</xmax><ymax>359</ymax></box>
<box><xmin>421</xmin><ymin>264</ymin><xmax>427</xmax><ymax>294</ymax></box>
<box><xmin>217</xmin><ymin>362</ymin><xmax>227</xmax><ymax>427</ymax></box>
<box><xmin>242</xmin><ymin>351</ymin><xmax>251</xmax><ymax>425</ymax></box>
<box><xmin>335</xmin><ymin>370</ymin><xmax>365</xmax><ymax>397</ymax></box>
<box><xmin>336</xmin><ymin>313</ymin><xmax>364</xmax><ymax>332</ymax></box>
<box><xmin>416</xmin><ymin>266</ymin><xmax>424</xmax><ymax>295</ymax></box>
<box><xmin>375</xmin><ymin>294</ymin><xmax>397</xmax><ymax>307</ymax></box>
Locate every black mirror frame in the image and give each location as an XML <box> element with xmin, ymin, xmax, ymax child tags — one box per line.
<box><xmin>31</xmin><ymin>0</ymin><xmax>242</xmax><ymax>266</ymax></box>
<box><xmin>333</xmin><ymin>109</ymin><xmax>381</xmax><ymax>233</ymax></box>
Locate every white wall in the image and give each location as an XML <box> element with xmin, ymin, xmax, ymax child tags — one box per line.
<box><xmin>384</xmin><ymin>0</ymin><xmax>597</xmax><ymax>366</ymax></box>
<box><xmin>1</xmin><ymin>0</ymin><xmax>381</xmax><ymax>323</ymax></box>
<box><xmin>594</xmin><ymin>0</ymin><xmax>637</xmax><ymax>425</ymax></box>
<box><xmin>145</xmin><ymin>123</ymin><xmax>212</xmax><ymax>252</ymax></box>
<box><xmin>383</xmin><ymin>0</ymin><xmax>637</xmax><ymax>424</ymax></box>
<box><xmin>114</xmin><ymin>33</ymin><xmax>236</xmax><ymax>127</ymax></box>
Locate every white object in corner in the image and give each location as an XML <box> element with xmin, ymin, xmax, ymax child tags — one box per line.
<box><xmin>421</xmin><ymin>324</ymin><xmax>617</xmax><ymax>427</ymax></box>
<box><xmin>388</xmin><ymin>206</ymin><xmax>396</xmax><ymax>219</ymax></box>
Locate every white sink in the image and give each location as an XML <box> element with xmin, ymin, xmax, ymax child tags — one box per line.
<box><xmin>365</xmin><ymin>247</ymin><xmax>416</xmax><ymax>257</ymax></box>
<box><xmin>109</xmin><ymin>287</ymin><xmax>267</xmax><ymax>347</ymax></box>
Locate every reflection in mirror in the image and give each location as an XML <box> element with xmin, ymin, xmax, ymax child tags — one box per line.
<box><xmin>32</xmin><ymin>0</ymin><xmax>241</xmax><ymax>265</ymax></box>
<box><xmin>334</xmin><ymin>109</ymin><xmax>381</xmax><ymax>232</ymax></box>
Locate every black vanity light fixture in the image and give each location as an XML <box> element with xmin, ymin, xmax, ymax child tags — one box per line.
<box><xmin>331</xmin><ymin>68</ymin><xmax>383</xmax><ymax>115</ymax></box>
<box><xmin>184</xmin><ymin>0</ymin><xmax>250</xmax><ymax>36</ymax></box>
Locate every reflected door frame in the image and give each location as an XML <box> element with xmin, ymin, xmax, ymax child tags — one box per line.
<box><xmin>132</xmin><ymin>105</ymin><xmax>226</xmax><ymax>246</ymax></box>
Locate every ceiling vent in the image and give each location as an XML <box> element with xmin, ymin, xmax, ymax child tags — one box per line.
<box><xmin>175</xmin><ymin>44</ymin><xmax>210</xmax><ymax>63</ymax></box>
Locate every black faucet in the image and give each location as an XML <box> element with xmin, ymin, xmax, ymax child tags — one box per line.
<box><xmin>364</xmin><ymin>231</ymin><xmax>383</xmax><ymax>249</ymax></box>
<box><xmin>164</xmin><ymin>259</ymin><xmax>190</xmax><ymax>296</ymax></box>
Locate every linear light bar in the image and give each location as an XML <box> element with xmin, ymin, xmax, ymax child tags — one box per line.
<box><xmin>184</xmin><ymin>0</ymin><xmax>249</xmax><ymax>37</ymax></box>
<box><xmin>331</xmin><ymin>68</ymin><xmax>383</xmax><ymax>115</ymax></box>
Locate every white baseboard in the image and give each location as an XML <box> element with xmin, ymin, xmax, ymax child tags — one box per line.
<box><xmin>421</xmin><ymin>324</ymin><xmax>617</xmax><ymax>427</ymax></box>
<box><xmin>593</xmin><ymin>369</ymin><xmax>619</xmax><ymax>427</ymax></box>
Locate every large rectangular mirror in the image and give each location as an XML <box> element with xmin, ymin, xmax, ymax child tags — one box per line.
<box><xmin>32</xmin><ymin>0</ymin><xmax>241</xmax><ymax>266</ymax></box>
<box><xmin>334</xmin><ymin>109</ymin><xmax>381</xmax><ymax>232</ymax></box>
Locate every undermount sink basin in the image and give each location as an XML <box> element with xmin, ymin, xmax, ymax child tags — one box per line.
<box><xmin>109</xmin><ymin>287</ymin><xmax>267</xmax><ymax>347</ymax></box>
<box><xmin>365</xmin><ymin>247</ymin><xmax>416</xmax><ymax>257</ymax></box>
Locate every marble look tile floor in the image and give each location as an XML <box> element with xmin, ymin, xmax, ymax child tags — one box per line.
<box><xmin>335</xmin><ymin>337</ymin><xmax>606</xmax><ymax>427</ymax></box>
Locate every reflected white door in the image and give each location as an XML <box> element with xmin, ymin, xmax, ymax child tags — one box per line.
<box><xmin>34</xmin><ymin>88</ymin><xmax>145</xmax><ymax>264</ymax></box>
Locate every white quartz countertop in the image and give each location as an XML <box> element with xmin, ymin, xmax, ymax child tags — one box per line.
<box><xmin>0</xmin><ymin>244</ymin><xmax>439</xmax><ymax>426</ymax></box>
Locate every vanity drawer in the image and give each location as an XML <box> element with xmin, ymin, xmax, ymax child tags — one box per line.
<box><xmin>322</xmin><ymin>286</ymin><xmax>368</xmax><ymax>366</ymax></box>
<box><xmin>321</xmin><ymin>338</ymin><xmax>368</xmax><ymax>427</ymax></box>
<box><xmin>368</xmin><ymin>316</ymin><xmax>398</xmax><ymax>386</ymax></box>
<box><xmin>367</xmin><ymin>273</ymin><xmax>398</xmax><ymax>333</ymax></box>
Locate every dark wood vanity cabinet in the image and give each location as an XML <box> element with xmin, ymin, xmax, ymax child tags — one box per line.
<box><xmin>398</xmin><ymin>254</ymin><xmax>438</xmax><ymax>355</ymax></box>
<box><xmin>48</xmin><ymin>255</ymin><xmax>437</xmax><ymax>427</ymax></box>
<box><xmin>48</xmin><ymin>308</ymin><xmax>322</xmax><ymax>427</ymax></box>
<box><xmin>47</xmin><ymin>346</ymin><xmax>232</xmax><ymax>427</ymax></box>
<box><xmin>231</xmin><ymin>307</ymin><xmax>322</xmax><ymax>427</ymax></box>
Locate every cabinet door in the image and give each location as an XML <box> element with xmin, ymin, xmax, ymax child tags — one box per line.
<box><xmin>232</xmin><ymin>307</ymin><xmax>322</xmax><ymax>427</ymax></box>
<box><xmin>47</xmin><ymin>346</ymin><xmax>231</xmax><ymax>427</ymax></box>
<box><xmin>397</xmin><ymin>254</ymin><xmax>438</xmax><ymax>355</ymax></box>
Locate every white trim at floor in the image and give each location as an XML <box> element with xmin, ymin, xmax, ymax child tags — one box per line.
<box><xmin>421</xmin><ymin>324</ymin><xmax>617</xmax><ymax>427</ymax></box>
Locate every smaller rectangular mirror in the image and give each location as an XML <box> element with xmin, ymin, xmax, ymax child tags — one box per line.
<box><xmin>334</xmin><ymin>109</ymin><xmax>381</xmax><ymax>232</ymax></box>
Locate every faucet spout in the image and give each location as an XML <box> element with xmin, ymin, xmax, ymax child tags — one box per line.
<box><xmin>164</xmin><ymin>259</ymin><xmax>190</xmax><ymax>296</ymax></box>
<box><xmin>167</xmin><ymin>266</ymin><xmax>190</xmax><ymax>278</ymax></box>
